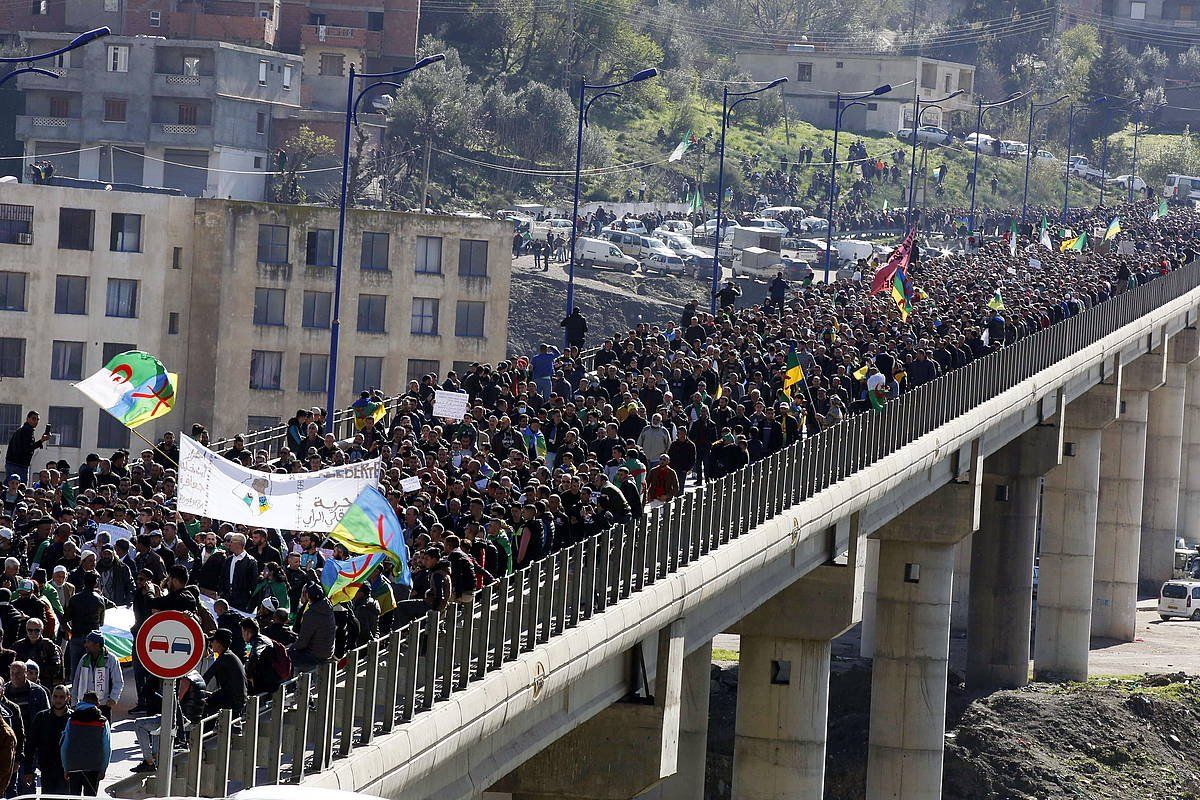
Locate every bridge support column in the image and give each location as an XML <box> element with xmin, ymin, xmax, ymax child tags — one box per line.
<box><xmin>1142</xmin><ymin>331</ymin><xmax>1199</xmax><ymax>593</ymax></box>
<box><xmin>1036</xmin><ymin>383</ymin><xmax>1117</xmax><ymax>681</ymax></box>
<box><xmin>865</xmin><ymin>481</ymin><xmax>978</xmax><ymax>800</ymax></box>
<box><xmin>730</xmin><ymin>525</ymin><xmax>863</xmax><ymax>800</ymax></box>
<box><xmin>860</xmin><ymin>537</ymin><xmax>879</xmax><ymax>658</ymax></box>
<box><xmin>950</xmin><ymin>534</ymin><xmax>971</xmax><ymax>637</ymax></box>
<box><xmin>1094</xmin><ymin>352</ymin><xmax>1162</xmax><ymax>642</ymax></box>
<box><xmin>1178</xmin><ymin>354</ymin><xmax>1200</xmax><ymax>545</ymax></box>
<box><xmin>643</xmin><ymin>641</ymin><xmax>711</xmax><ymax>800</ymax></box>
<box><xmin>967</xmin><ymin>423</ymin><xmax>1061</xmax><ymax>690</ymax></box>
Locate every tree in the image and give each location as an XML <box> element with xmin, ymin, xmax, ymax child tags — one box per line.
<box><xmin>272</xmin><ymin>126</ymin><xmax>335</xmax><ymax>204</ymax></box>
<box><xmin>1179</xmin><ymin>46</ymin><xmax>1200</xmax><ymax>82</ymax></box>
<box><xmin>1140</xmin><ymin>127</ymin><xmax>1200</xmax><ymax>189</ymax></box>
<box><xmin>387</xmin><ymin>40</ymin><xmax>482</xmax><ymax>151</ymax></box>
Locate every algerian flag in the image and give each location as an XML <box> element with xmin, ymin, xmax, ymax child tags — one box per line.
<box><xmin>987</xmin><ymin>288</ymin><xmax>1004</xmax><ymax>311</ymax></box>
<box><xmin>883</xmin><ymin>199</ymin><xmax>889</xmax><ymax>211</ymax></box>
<box><xmin>1039</xmin><ymin>214</ymin><xmax>1052</xmax><ymax>250</ymax></box>
<box><xmin>689</xmin><ymin>189</ymin><xmax>702</xmax><ymax>212</ymax></box>
<box><xmin>1152</xmin><ymin>198</ymin><xmax>1169</xmax><ymax>221</ymax></box>
<box><xmin>1008</xmin><ymin>219</ymin><xmax>1018</xmax><ymax>257</ymax></box>
<box><xmin>669</xmin><ymin>130</ymin><xmax>693</xmax><ymax>162</ymax></box>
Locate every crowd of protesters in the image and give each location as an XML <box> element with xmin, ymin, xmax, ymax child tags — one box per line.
<box><xmin>0</xmin><ymin>196</ymin><xmax>1195</xmax><ymax>792</ymax></box>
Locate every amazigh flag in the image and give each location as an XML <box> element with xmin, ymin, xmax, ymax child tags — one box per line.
<box><xmin>1008</xmin><ymin>219</ymin><xmax>1018</xmax><ymax>257</ymax></box>
<box><xmin>669</xmin><ymin>131</ymin><xmax>694</xmax><ymax>162</ymax></box>
<box><xmin>1039</xmin><ymin>214</ymin><xmax>1052</xmax><ymax>250</ymax></box>
<box><xmin>1152</xmin><ymin>198</ymin><xmax>1169</xmax><ymax>221</ymax></box>
<box><xmin>891</xmin><ymin>262</ymin><xmax>914</xmax><ymax>321</ymax></box>
<box><xmin>783</xmin><ymin>345</ymin><xmax>805</xmax><ymax>394</ymax></box>
<box><xmin>870</xmin><ymin>226</ymin><xmax>916</xmax><ymax>295</ymax></box>
<box><xmin>75</xmin><ymin>350</ymin><xmax>177</xmax><ymax>429</ymax></box>
<box><xmin>322</xmin><ymin>551</ymin><xmax>389</xmax><ymax>605</ymax></box>
<box><xmin>987</xmin><ymin>288</ymin><xmax>1004</xmax><ymax>311</ymax></box>
<box><xmin>351</xmin><ymin>394</ymin><xmax>386</xmax><ymax>430</ymax></box>
<box><xmin>328</xmin><ymin>485</ymin><xmax>412</xmax><ymax>588</ymax></box>
<box><xmin>1060</xmin><ymin>231</ymin><xmax>1087</xmax><ymax>252</ymax></box>
<box><xmin>853</xmin><ymin>363</ymin><xmax>870</xmax><ymax>381</ymax></box>
<box><xmin>1104</xmin><ymin>216</ymin><xmax>1121</xmax><ymax>241</ymax></box>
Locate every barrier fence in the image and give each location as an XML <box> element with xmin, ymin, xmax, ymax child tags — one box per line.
<box><xmin>133</xmin><ymin>261</ymin><xmax>1200</xmax><ymax>797</ymax></box>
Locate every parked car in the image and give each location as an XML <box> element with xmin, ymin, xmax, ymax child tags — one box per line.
<box><xmin>530</xmin><ymin>217</ymin><xmax>574</xmax><ymax>241</ymax></box>
<box><xmin>1034</xmin><ymin>149</ymin><xmax>1058</xmax><ymax>164</ymax></box>
<box><xmin>1109</xmin><ymin>174</ymin><xmax>1147</xmax><ymax>192</ymax></box>
<box><xmin>896</xmin><ymin>125</ymin><xmax>953</xmax><ymax>146</ymax></box>
<box><xmin>1000</xmin><ymin>140</ymin><xmax>1028</xmax><ymax>159</ymax></box>
<box><xmin>643</xmin><ymin>252</ymin><xmax>689</xmax><ymax>275</ymax></box>
<box><xmin>1158</xmin><ymin>580</ymin><xmax>1200</xmax><ymax>620</ymax></box>
<box><xmin>1064</xmin><ymin>155</ymin><xmax>1108</xmax><ymax>182</ymax></box>
<box><xmin>745</xmin><ymin>217</ymin><xmax>790</xmax><ymax>234</ymax></box>
<box><xmin>760</xmin><ymin>205</ymin><xmax>806</xmax><ymax>219</ymax></box>
<box><xmin>657</xmin><ymin>218</ymin><xmax>694</xmax><ymax>235</ymax></box>
<box><xmin>574</xmin><ymin>236</ymin><xmax>639</xmax><ymax>273</ymax></box>
<box><xmin>799</xmin><ymin>215</ymin><xmax>830</xmax><ymax>232</ymax></box>
<box><xmin>1164</xmin><ymin>173</ymin><xmax>1200</xmax><ymax>202</ymax></box>
<box><xmin>653</xmin><ymin>231</ymin><xmax>710</xmax><ymax>265</ymax></box>
<box><xmin>963</xmin><ymin>132</ymin><xmax>996</xmax><ymax>152</ymax></box>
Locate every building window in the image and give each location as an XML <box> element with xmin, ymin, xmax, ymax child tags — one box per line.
<box><xmin>455</xmin><ymin>301</ymin><xmax>485</xmax><ymax>338</ymax></box>
<box><xmin>97</xmin><ymin>409</ymin><xmax>130</xmax><ymax>449</ymax></box>
<box><xmin>309</xmin><ymin>12</ymin><xmax>326</xmax><ymax>24</ymax></box>
<box><xmin>0</xmin><ymin>406</ymin><xmax>20</xmax><ymax>441</ymax></box>
<box><xmin>110</xmin><ymin>213</ymin><xmax>141</xmax><ymax>252</ymax></box>
<box><xmin>361</xmin><ymin>231</ymin><xmax>389</xmax><ymax>270</ymax></box>
<box><xmin>30</xmin><ymin>1</ymin><xmax>46</xmax><ymax>15</ymax></box>
<box><xmin>259</xmin><ymin>60</ymin><xmax>268</xmax><ymax>86</ymax></box>
<box><xmin>102</xmin><ymin>342</ymin><xmax>136</xmax><ymax>363</ymax></box>
<box><xmin>50</xmin><ymin>341</ymin><xmax>84</xmax><ymax>381</ymax></box>
<box><xmin>257</xmin><ymin>224</ymin><xmax>289</xmax><ymax>264</ymax></box>
<box><xmin>920</xmin><ymin>62</ymin><xmax>937</xmax><ymax>89</ymax></box>
<box><xmin>47</xmin><ymin>406</ymin><xmax>82</xmax><ymax>448</ymax></box>
<box><xmin>177</xmin><ymin>103</ymin><xmax>197</xmax><ymax>125</ymax></box>
<box><xmin>458</xmin><ymin>239</ymin><xmax>488</xmax><ymax>277</ymax></box>
<box><xmin>52</xmin><ymin>51</ymin><xmax>70</xmax><ymax>69</ymax></box>
<box><xmin>320</xmin><ymin>53</ymin><xmax>344</xmax><ymax>77</ymax></box>
<box><xmin>256</xmin><ymin>112</ymin><xmax>266</xmax><ymax>135</ymax></box>
<box><xmin>867</xmin><ymin>102</ymin><xmax>878</xmax><ymax>110</ymax></box>
<box><xmin>0</xmin><ymin>204</ymin><xmax>32</xmax><ymax>245</ymax></box>
<box><xmin>103</xmin><ymin>99</ymin><xmax>127</xmax><ymax>122</ymax></box>
<box><xmin>0</xmin><ymin>338</ymin><xmax>24</xmax><ymax>378</ymax></box>
<box><xmin>302</xmin><ymin>290</ymin><xmax>332</xmax><ymax>328</ymax></box>
<box><xmin>796</xmin><ymin>63</ymin><xmax>812</xmax><ymax>82</ymax></box>
<box><xmin>944</xmin><ymin>74</ymin><xmax>952</xmax><ymax>93</ymax></box>
<box><xmin>49</xmin><ymin>96</ymin><xmax>69</xmax><ymax>118</ymax></box>
<box><xmin>283</xmin><ymin>64</ymin><xmax>293</xmax><ymax>90</ymax></box>
<box><xmin>183</xmin><ymin>56</ymin><xmax>201</xmax><ymax>77</ymax></box>
<box><xmin>407</xmin><ymin>358</ymin><xmax>439</xmax><ymax>382</ymax></box>
<box><xmin>58</xmin><ymin>208</ymin><xmax>94</xmax><ymax>251</ymax></box>
<box><xmin>1131</xmin><ymin>0</ymin><xmax>1146</xmax><ymax>16</ymax></box>
<box><xmin>105</xmin><ymin>278</ymin><xmax>138</xmax><ymax>318</ymax></box>
<box><xmin>54</xmin><ymin>276</ymin><xmax>87</xmax><ymax>315</ymax></box>
<box><xmin>353</xmin><ymin>356</ymin><xmax>382</xmax><ymax>393</ymax></box>
<box><xmin>836</xmin><ymin>61</ymin><xmax>844</xmax><ymax>68</ymax></box>
<box><xmin>415</xmin><ymin>235</ymin><xmax>442</xmax><ymax>274</ymax></box>
<box><xmin>411</xmin><ymin>297</ymin><xmax>439</xmax><ymax>336</ymax></box>
<box><xmin>149</xmin><ymin>9</ymin><xmax>161</xmax><ymax>26</ymax></box>
<box><xmin>254</xmin><ymin>156</ymin><xmax>263</xmax><ymax>169</ymax></box>
<box><xmin>298</xmin><ymin>353</ymin><xmax>328</xmax><ymax>393</ymax></box>
<box><xmin>0</xmin><ymin>272</ymin><xmax>25</xmax><ymax>311</ymax></box>
<box><xmin>253</xmin><ymin>287</ymin><xmax>286</xmax><ymax>326</ymax></box>
<box><xmin>168</xmin><ymin>311</ymin><xmax>179</xmax><ymax>334</ymax></box>
<box><xmin>108</xmin><ymin>45</ymin><xmax>128</xmax><ymax>73</ymax></box>
<box><xmin>357</xmin><ymin>294</ymin><xmax>387</xmax><ymax>333</ymax></box>
<box><xmin>367</xmin><ymin>11</ymin><xmax>385</xmax><ymax>30</ymax></box>
<box><xmin>305</xmin><ymin>229</ymin><xmax>334</xmax><ymax>266</ymax></box>
<box><xmin>172</xmin><ymin>247</ymin><xmax>183</xmax><ymax>268</ymax></box>
<box><xmin>250</xmin><ymin>350</ymin><xmax>283</xmax><ymax>390</ymax></box>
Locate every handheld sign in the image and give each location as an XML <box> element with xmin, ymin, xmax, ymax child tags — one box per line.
<box><xmin>135</xmin><ymin>610</ymin><xmax>205</xmax><ymax>679</ymax></box>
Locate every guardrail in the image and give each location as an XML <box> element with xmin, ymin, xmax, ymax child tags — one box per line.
<box><xmin>121</xmin><ymin>262</ymin><xmax>1200</xmax><ymax>798</ymax></box>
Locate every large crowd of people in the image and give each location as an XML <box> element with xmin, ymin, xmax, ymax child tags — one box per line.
<box><xmin>0</xmin><ymin>197</ymin><xmax>1195</xmax><ymax>793</ymax></box>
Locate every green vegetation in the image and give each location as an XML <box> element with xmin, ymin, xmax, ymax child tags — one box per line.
<box><xmin>711</xmin><ymin>648</ymin><xmax>740</xmax><ymax>662</ymax></box>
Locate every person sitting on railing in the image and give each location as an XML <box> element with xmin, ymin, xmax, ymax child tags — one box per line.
<box><xmin>203</xmin><ymin>629</ymin><xmax>246</xmax><ymax>716</ymax></box>
<box><xmin>129</xmin><ymin>669</ymin><xmax>206</xmax><ymax>775</ymax></box>
<box><xmin>289</xmin><ymin>585</ymin><xmax>336</xmax><ymax>674</ymax></box>
<box><xmin>391</xmin><ymin>549</ymin><xmax>452</xmax><ymax>631</ymax></box>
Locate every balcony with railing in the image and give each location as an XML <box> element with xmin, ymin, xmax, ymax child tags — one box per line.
<box><xmin>152</xmin><ymin>72</ymin><xmax>216</xmax><ymax>97</ymax></box>
<box><xmin>150</xmin><ymin>122</ymin><xmax>214</xmax><ymax>147</ymax></box>
<box><xmin>300</xmin><ymin>23</ymin><xmax>382</xmax><ymax>51</ymax></box>
<box><xmin>15</xmin><ymin>114</ymin><xmax>80</xmax><ymax>141</ymax></box>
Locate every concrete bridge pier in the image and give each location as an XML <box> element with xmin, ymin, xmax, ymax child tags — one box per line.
<box><xmin>1178</xmin><ymin>353</ymin><xmax>1200</xmax><ymax>544</ymax></box>
<box><xmin>1141</xmin><ymin>331</ymin><xmax>1199</xmax><ymax>592</ymax></box>
<box><xmin>865</xmin><ymin>481</ymin><xmax>978</xmax><ymax>800</ymax></box>
<box><xmin>967</xmin><ymin>423</ymin><xmax>1062</xmax><ymax>690</ymax></box>
<box><xmin>1035</xmin><ymin>382</ymin><xmax>1117</xmax><ymax>681</ymax></box>
<box><xmin>730</xmin><ymin>523</ymin><xmax>864</xmax><ymax>800</ymax></box>
<box><xmin>639</xmin><ymin>641</ymin><xmax>712</xmax><ymax>800</ymax></box>
<box><xmin>860</xmin><ymin>537</ymin><xmax>879</xmax><ymax>658</ymax></box>
<box><xmin>1093</xmin><ymin>354</ymin><xmax>1162</xmax><ymax>641</ymax></box>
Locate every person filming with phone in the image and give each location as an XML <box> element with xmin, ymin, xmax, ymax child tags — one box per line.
<box><xmin>4</xmin><ymin>411</ymin><xmax>50</xmax><ymax>485</ymax></box>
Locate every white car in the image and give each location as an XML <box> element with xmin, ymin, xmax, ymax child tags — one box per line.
<box><xmin>698</xmin><ymin>218</ymin><xmax>735</xmax><ymax>236</ymax></box>
<box><xmin>1109</xmin><ymin>174</ymin><xmax>1147</xmax><ymax>192</ymax></box>
<box><xmin>760</xmin><ymin>205</ymin><xmax>806</xmax><ymax>219</ymax></box>
<box><xmin>1000</xmin><ymin>140</ymin><xmax>1028</xmax><ymax>159</ymax></box>
<box><xmin>1034</xmin><ymin>149</ymin><xmax>1057</xmax><ymax>164</ymax></box>
<box><xmin>643</xmin><ymin>253</ymin><xmax>689</xmax><ymax>275</ymax></box>
<box><xmin>963</xmin><ymin>132</ymin><xmax>995</xmax><ymax>152</ymax></box>
<box><xmin>530</xmin><ymin>217</ymin><xmax>573</xmax><ymax>241</ymax></box>
<box><xmin>799</xmin><ymin>215</ymin><xmax>829</xmax><ymax>232</ymax></box>
<box><xmin>574</xmin><ymin>236</ymin><xmax>639</xmax><ymax>273</ymax></box>
<box><xmin>654</xmin><ymin>231</ymin><xmax>710</xmax><ymax>264</ymax></box>
<box><xmin>657</xmin><ymin>219</ymin><xmax>694</xmax><ymax>235</ymax></box>
<box><xmin>745</xmin><ymin>218</ymin><xmax>789</xmax><ymax>234</ymax></box>
<box><xmin>896</xmin><ymin>125</ymin><xmax>953</xmax><ymax>146</ymax></box>
<box><xmin>1158</xmin><ymin>580</ymin><xmax>1200</xmax><ymax>620</ymax></box>
<box><xmin>615</xmin><ymin>218</ymin><xmax>648</xmax><ymax>235</ymax></box>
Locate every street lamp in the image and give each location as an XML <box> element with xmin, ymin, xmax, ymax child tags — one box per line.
<box><xmin>326</xmin><ymin>53</ymin><xmax>446</xmax><ymax>417</ymax></box>
<box><xmin>1021</xmin><ymin>94</ymin><xmax>1069</xmax><ymax>225</ymax></box>
<box><xmin>905</xmin><ymin>88</ymin><xmax>964</xmax><ymax>227</ymax></box>
<box><xmin>967</xmin><ymin>90</ymin><xmax>1027</xmax><ymax>236</ymax></box>
<box><xmin>565</xmin><ymin>67</ymin><xmax>658</xmax><ymax>325</ymax></box>
<box><xmin>0</xmin><ymin>27</ymin><xmax>109</xmax><ymax>88</ymax></box>
<box><xmin>822</xmin><ymin>83</ymin><xmax>892</xmax><ymax>282</ymax></box>
<box><xmin>709</xmin><ymin>76</ymin><xmax>788</xmax><ymax>314</ymax></box>
<box><xmin>1128</xmin><ymin>108</ymin><xmax>1142</xmax><ymax>204</ymax></box>
<box><xmin>1062</xmin><ymin>96</ymin><xmax>1108</xmax><ymax>222</ymax></box>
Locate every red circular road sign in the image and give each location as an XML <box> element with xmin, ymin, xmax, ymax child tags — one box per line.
<box><xmin>134</xmin><ymin>610</ymin><xmax>206</xmax><ymax>679</ymax></box>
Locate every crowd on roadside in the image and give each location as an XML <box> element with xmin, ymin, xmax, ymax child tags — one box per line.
<box><xmin>0</xmin><ymin>197</ymin><xmax>1195</xmax><ymax>792</ymax></box>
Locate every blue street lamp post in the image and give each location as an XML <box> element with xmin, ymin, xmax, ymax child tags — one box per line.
<box><xmin>905</xmin><ymin>89</ymin><xmax>964</xmax><ymax>228</ymax></box>
<box><xmin>1020</xmin><ymin>94</ymin><xmax>1069</xmax><ymax>225</ymax></box>
<box><xmin>823</xmin><ymin>84</ymin><xmax>892</xmax><ymax>282</ymax></box>
<box><xmin>326</xmin><ymin>53</ymin><xmax>446</xmax><ymax>418</ymax></box>
<box><xmin>565</xmin><ymin>68</ymin><xmax>659</xmax><ymax>326</ymax></box>
<box><xmin>967</xmin><ymin>90</ymin><xmax>1026</xmax><ymax>237</ymax></box>
<box><xmin>0</xmin><ymin>27</ymin><xmax>109</xmax><ymax>90</ymax></box>
<box><xmin>1062</xmin><ymin>96</ymin><xmax>1108</xmax><ymax>222</ymax></box>
<box><xmin>709</xmin><ymin>77</ymin><xmax>788</xmax><ymax>314</ymax></box>
<box><xmin>1128</xmin><ymin>110</ymin><xmax>1142</xmax><ymax>204</ymax></box>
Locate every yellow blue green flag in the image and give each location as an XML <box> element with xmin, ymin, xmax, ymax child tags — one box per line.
<box><xmin>322</xmin><ymin>551</ymin><xmax>389</xmax><ymax>605</ymax></box>
<box><xmin>328</xmin><ymin>485</ymin><xmax>412</xmax><ymax>588</ymax></box>
<box><xmin>1104</xmin><ymin>216</ymin><xmax>1121</xmax><ymax>241</ymax></box>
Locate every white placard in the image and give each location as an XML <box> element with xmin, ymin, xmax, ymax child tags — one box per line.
<box><xmin>1028</xmin><ymin>258</ymin><xmax>1041</xmax><ymax>270</ymax></box>
<box><xmin>433</xmin><ymin>390</ymin><xmax>470</xmax><ymax>420</ymax></box>
<box><xmin>96</xmin><ymin>523</ymin><xmax>134</xmax><ymax>544</ymax></box>
<box><xmin>1117</xmin><ymin>241</ymin><xmax>1135</xmax><ymax>255</ymax></box>
<box><xmin>400</xmin><ymin>476</ymin><xmax>422</xmax><ymax>493</ymax></box>
<box><xmin>177</xmin><ymin>434</ymin><xmax>379</xmax><ymax>532</ymax></box>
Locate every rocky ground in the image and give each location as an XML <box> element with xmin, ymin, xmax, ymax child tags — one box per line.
<box><xmin>704</xmin><ymin>663</ymin><xmax>1200</xmax><ymax>800</ymax></box>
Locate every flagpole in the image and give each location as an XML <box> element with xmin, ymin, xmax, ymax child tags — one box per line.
<box><xmin>127</xmin><ymin>425</ymin><xmax>179</xmax><ymax>469</ymax></box>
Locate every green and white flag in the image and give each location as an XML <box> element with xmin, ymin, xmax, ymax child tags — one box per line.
<box><xmin>1152</xmin><ymin>198</ymin><xmax>1169</xmax><ymax>222</ymax></box>
<box><xmin>1038</xmin><ymin>214</ymin><xmax>1052</xmax><ymax>250</ymax></box>
<box><xmin>669</xmin><ymin>130</ymin><xmax>694</xmax><ymax>162</ymax></box>
<box><xmin>689</xmin><ymin>189</ymin><xmax>703</xmax><ymax>212</ymax></box>
<box><xmin>1008</xmin><ymin>219</ymin><xmax>1018</xmax><ymax>257</ymax></box>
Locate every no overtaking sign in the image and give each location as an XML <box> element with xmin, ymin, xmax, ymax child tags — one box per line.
<box><xmin>134</xmin><ymin>610</ymin><xmax>205</xmax><ymax>679</ymax></box>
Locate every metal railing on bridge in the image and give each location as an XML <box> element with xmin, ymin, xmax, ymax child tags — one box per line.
<box><xmin>134</xmin><ymin>262</ymin><xmax>1200</xmax><ymax>797</ymax></box>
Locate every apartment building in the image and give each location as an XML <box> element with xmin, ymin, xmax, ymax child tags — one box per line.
<box><xmin>0</xmin><ymin>182</ymin><xmax>511</xmax><ymax>463</ymax></box>
<box><xmin>15</xmin><ymin>33</ymin><xmax>302</xmax><ymax>199</ymax></box>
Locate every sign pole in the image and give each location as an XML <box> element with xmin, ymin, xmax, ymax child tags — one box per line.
<box><xmin>157</xmin><ymin>678</ymin><xmax>177</xmax><ymax>796</ymax></box>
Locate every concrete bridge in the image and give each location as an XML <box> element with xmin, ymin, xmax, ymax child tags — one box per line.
<box><xmin>125</xmin><ymin>263</ymin><xmax>1200</xmax><ymax>800</ymax></box>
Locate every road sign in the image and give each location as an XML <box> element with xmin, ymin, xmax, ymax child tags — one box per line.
<box><xmin>134</xmin><ymin>610</ymin><xmax>205</xmax><ymax>679</ymax></box>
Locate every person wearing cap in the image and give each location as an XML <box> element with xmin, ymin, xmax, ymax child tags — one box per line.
<box><xmin>14</xmin><ymin>579</ymin><xmax>54</xmax><ymax>638</ymax></box>
<box><xmin>59</xmin><ymin>690</ymin><xmax>110</xmax><ymax>796</ymax></box>
<box><xmin>13</xmin><ymin>618</ymin><xmax>61</xmax><ymax>687</ymax></box>
<box><xmin>24</xmin><ymin>683</ymin><xmax>69</xmax><ymax>794</ymax></box>
<box><xmin>646</xmin><ymin>454</ymin><xmax>680</xmax><ymax>503</ymax></box>
<box><xmin>202</xmin><ymin>629</ymin><xmax>246</xmax><ymax>715</ymax></box>
<box><xmin>288</xmin><ymin>585</ymin><xmax>335</xmax><ymax>673</ymax></box>
<box><xmin>95</xmin><ymin>545</ymin><xmax>133</xmax><ymax>607</ymax></box>
<box><xmin>44</xmin><ymin>565</ymin><xmax>72</xmax><ymax>628</ymax></box>
<box><xmin>71</xmin><ymin>632</ymin><xmax>121</xmax><ymax>721</ymax></box>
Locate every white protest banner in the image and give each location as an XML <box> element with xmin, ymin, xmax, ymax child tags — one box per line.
<box><xmin>399</xmin><ymin>476</ymin><xmax>422</xmax><ymax>493</ymax></box>
<box><xmin>1028</xmin><ymin>258</ymin><xmax>1041</xmax><ymax>270</ymax></box>
<box><xmin>177</xmin><ymin>434</ymin><xmax>379</xmax><ymax>532</ymax></box>
<box><xmin>96</xmin><ymin>523</ymin><xmax>134</xmax><ymax>544</ymax></box>
<box><xmin>1117</xmin><ymin>240</ymin><xmax>1135</xmax><ymax>255</ymax></box>
<box><xmin>433</xmin><ymin>389</ymin><xmax>470</xmax><ymax>420</ymax></box>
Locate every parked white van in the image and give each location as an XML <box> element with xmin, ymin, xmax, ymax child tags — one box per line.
<box><xmin>574</xmin><ymin>237</ymin><xmax>639</xmax><ymax>273</ymax></box>
<box><xmin>1158</xmin><ymin>580</ymin><xmax>1200</xmax><ymax>620</ymax></box>
<box><xmin>600</xmin><ymin>228</ymin><xmax>674</xmax><ymax>262</ymax></box>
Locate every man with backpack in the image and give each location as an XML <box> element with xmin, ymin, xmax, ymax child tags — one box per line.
<box><xmin>390</xmin><ymin>548</ymin><xmax>452</xmax><ymax>630</ymax></box>
<box><xmin>240</xmin><ymin>618</ymin><xmax>289</xmax><ymax>696</ymax></box>
<box><xmin>443</xmin><ymin>534</ymin><xmax>485</xmax><ymax>604</ymax></box>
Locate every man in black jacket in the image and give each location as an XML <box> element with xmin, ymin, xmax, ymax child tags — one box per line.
<box><xmin>63</xmin><ymin>574</ymin><xmax>108</xmax><ymax>678</ymax></box>
<box><xmin>4</xmin><ymin>412</ymin><xmax>48</xmax><ymax>485</ymax></box>
<box><xmin>203</xmin><ymin>630</ymin><xmax>246</xmax><ymax>714</ymax></box>
<box><xmin>219</xmin><ymin>533</ymin><xmax>259</xmax><ymax>613</ymax></box>
<box><xmin>22</xmin><ymin>684</ymin><xmax>68</xmax><ymax>794</ymax></box>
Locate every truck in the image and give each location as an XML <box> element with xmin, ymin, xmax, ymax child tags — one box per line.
<box><xmin>729</xmin><ymin>226</ymin><xmax>782</xmax><ymax>277</ymax></box>
<box><xmin>1064</xmin><ymin>155</ymin><xmax>1108</xmax><ymax>182</ymax></box>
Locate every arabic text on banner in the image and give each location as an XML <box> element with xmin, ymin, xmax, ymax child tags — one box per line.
<box><xmin>432</xmin><ymin>390</ymin><xmax>471</xmax><ymax>420</ymax></box>
<box><xmin>176</xmin><ymin>434</ymin><xmax>380</xmax><ymax>532</ymax></box>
